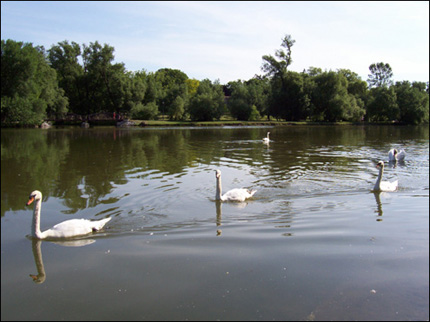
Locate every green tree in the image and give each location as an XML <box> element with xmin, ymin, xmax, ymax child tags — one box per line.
<box><xmin>244</xmin><ymin>77</ymin><xmax>269</xmax><ymax>118</ymax></box>
<box><xmin>131</xmin><ymin>101</ymin><xmax>158</xmax><ymax>120</ymax></box>
<box><xmin>262</xmin><ymin>34</ymin><xmax>295</xmax><ymax>83</ymax></box>
<box><xmin>262</xmin><ymin>35</ymin><xmax>314</xmax><ymax>121</ymax></box>
<box><xmin>311</xmin><ymin>71</ymin><xmax>364</xmax><ymax>122</ymax></box>
<box><xmin>185</xmin><ymin>78</ymin><xmax>200</xmax><ymax>97</ymax></box>
<box><xmin>81</xmin><ymin>41</ymin><xmax>133</xmax><ymax>116</ymax></box>
<box><xmin>154</xmin><ymin>68</ymin><xmax>189</xmax><ymax>116</ymax></box>
<box><xmin>228</xmin><ymin>81</ymin><xmax>252</xmax><ymax>121</ymax></box>
<box><xmin>305</xmin><ymin>67</ymin><xmax>323</xmax><ymax>77</ymax></box>
<box><xmin>188</xmin><ymin>79</ymin><xmax>225</xmax><ymax>121</ymax></box>
<box><xmin>366</xmin><ymin>87</ymin><xmax>399</xmax><ymax>122</ymax></box>
<box><xmin>169</xmin><ymin>96</ymin><xmax>186</xmax><ymax>120</ymax></box>
<box><xmin>338</xmin><ymin>69</ymin><xmax>367</xmax><ymax>119</ymax></box>
<box><xmin>394</xmin><ymin>81</ymin><xmax>429</xmax><ymax>124</ymax></box>
<box><xmin>49</xmin><ymin>40</ymin><xmax>145</xmax><ymax>118</ymax></box>
<box><xmin>269</xmin><ymin>71</ymin><xmax>311</xmax><ymax>121</ymax></box>
<box><xmin>1</xmin><ymin>39</ymin><xmax>68</xmax><ymax>126</ymax></box>
<box><xmin>367</xmin><ymin>62</ymin><xmax>393</xmax><ymax>88</ymax></box>
<box><xmin>127</xmin><ymin>70</ymin><xmax>147</xmax><ymax>113</ymax></box>
<box><xmin>48</xmin><ymin>41</ymin><xmax>84</xmax><ymax>114</ymax></box>
<box><xmin>143</xmin><ymin>72</ymin><xmax>162</xmax><ymax>106</ymax></box>
<box><xmin>248</xmin><ymin>105</ymin><xmax>261</xmax><ymax>121</ymax></box>
<box><xmin>226</xmin><ymin>78</ymin><xmax>268</xmax><ymax>121</ymax></box>
<box><xmin>338</xmin><ymin>69</ymin><xmax>367</xmax><ymax>100</ymax></box>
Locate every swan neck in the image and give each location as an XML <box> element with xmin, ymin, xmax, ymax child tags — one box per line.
<box><xmin>216</xmin><ymin>175</ymin><xmax>222</xmax><ymax>200</ymax></box>
<box><xmin>374</xmin><ymin>166</ymin><xmax>383</xmax><ymax>191</ymax></box>
<box><xmin>32</xmin><ymin>199</ymin><xmax>43</xmax><ymax>239</ymax></box>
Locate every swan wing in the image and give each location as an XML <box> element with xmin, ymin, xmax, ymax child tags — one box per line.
<box><xmin>397</xmin><ymin>150</ymin><xmax>406</xmax><ymax>161</ymax></box>
<box><xmin>222</xmin><ymin>188</ymin><xmax>256</xmax><ymax>202</ymax></box>
<box><xmin>388</xmin><ymin>149</ymin><xmax>396</xmax><ymax>161</ymax></box>
<box><xmin>388</xmin><ymin>149</ymin><xmax>406</xmax><ymax>161</ymax></box>
<box><xmin>380</xmin><ymin>180</ymin><xmax>398</xmax><ymax>192</ymax></box>
<box><xmin>44</xmin><ymin>218</ymin><xmax>111</xmax><ymax>238</ymax></box>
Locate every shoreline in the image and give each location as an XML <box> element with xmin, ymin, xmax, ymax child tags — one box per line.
<box><xmin>137</xmin><ymin>120</ymin><xmax>414</xmax><ymax>127</ymax></box>
<box><xmin>2</xmin><ymin>119</ymin><xmax>423</xmax><ymax>129</ymax></box>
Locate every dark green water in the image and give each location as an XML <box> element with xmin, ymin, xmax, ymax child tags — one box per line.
<box><xmin>1</xmin><ymin>125</ymin><xmax>429</xmax><ymax>320</ymax></box>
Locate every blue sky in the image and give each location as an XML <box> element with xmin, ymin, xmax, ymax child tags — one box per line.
<box><xmin>1</xmin><ymin>1</ymin><xmax>429</xmax><ymax>84</ymax></box>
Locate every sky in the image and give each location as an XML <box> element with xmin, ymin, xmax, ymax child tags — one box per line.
<box><xmin>1</xmin><ymin>1</ymin><xmax>429</xmax><ymax>84</ymax></box>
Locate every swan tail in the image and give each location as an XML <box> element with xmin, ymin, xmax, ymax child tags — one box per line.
<box><xmin>93</xmin><ymin>217</ymin><xmax>111</xmax><ymax>231</ymax></box>
<box><xmin>248</xmin><ymin>189</ymin><xmax>257</xmax><ymax>197</ymax></box>
<box><xmin>397</xmin><ymin>151</ymin><xmax>406</xmax><ymax>161</ymax></box>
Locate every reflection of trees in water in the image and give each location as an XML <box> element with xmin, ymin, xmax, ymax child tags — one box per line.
<box><xmin>2</xmin><ymin>125</ymin><xmax>428</xmax><ymax>216</ymax></box>
<box><xmin>1</xmin><ymin>129</ymin><xmax>70</xmax><ymax>216</ymax></box>
<box><xmin>2</xmin><ymin>128</ymin><xmax>227</xmax><ymax>215</ymax></box>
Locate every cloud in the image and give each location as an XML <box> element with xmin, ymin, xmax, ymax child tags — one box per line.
<box><xmin>2</xmin><ymin>1</ymin><xmax>428</xmax><ymax>83</ymax></box>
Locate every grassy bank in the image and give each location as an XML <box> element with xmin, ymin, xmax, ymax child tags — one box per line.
<box><xmin>134</xmin><ymin>120</ymin><xmax>369</xmax><ymax>127</ymax></box>
<box><xmin>138</xmin><ymin>120</ymin><xmax>295</xmax><ymax>127</ymax></box>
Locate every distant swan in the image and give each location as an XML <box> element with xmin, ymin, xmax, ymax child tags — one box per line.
<box><xmin>373</xmin><ymin>161</ymin><xmax>398</xmax><ymax>192</ymax></box>
<box><xmin>263</xmin><ymin>132</ymin><xmax>270</xmax><ymax>143</ymax></box>
<box><xmin>26</xmin><ymin>190</ymin><xmax>111</xmax><ymax>239</ymax></box>
<box><xmin>388</xmin><ymin>148</ymin><xmax>406</xmax><ymax>162</ymax></box>
<box><xmin>215</xmin><ymin>170</ymin><xmax>257</xmax><ymax>202</ymax></box>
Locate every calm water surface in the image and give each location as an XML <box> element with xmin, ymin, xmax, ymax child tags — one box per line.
<box><xmin>1</xmin><ymin>125</ymin><xmax>429</xmax><ymax>321</ymax></box>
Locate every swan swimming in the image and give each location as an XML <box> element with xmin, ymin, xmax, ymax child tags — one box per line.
<box><xmin>388</xmin><ymin>148</ymin><xmax>406</xmax><ymax>162</ymax></box>
<box><xmin>215</xmin><ymin>170</ymin><xmax>257</xmax><ymax>202</ymax></box>
<box><xmin>263</xmin><ymin>132</ymin><xmax>270</xmax><ymax>143</ymax></box>
<box><xmin>373</xmin><ymin>161</ymin><xmax>398</xmax><ymax>192</ymax></box>
<box><xmin>26</xmin><ymin>190</ymin><xmax>111</xmax><ymax>239</ymax></box>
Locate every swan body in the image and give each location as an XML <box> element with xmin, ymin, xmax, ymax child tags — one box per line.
<box><xmin>215</xmin><ymin>170</ymin><xmax>256</xmax><ymax>202</ymax></box>
<box><xmin>373</xmin><ymin>161</ymin><xmax>398</xmax><ymax>192</ymax></box>
<box><xmin>388</xmin><ymin>148</ymin><xmax>406</xmax><ymax>162</ymax></box>
<box><xmin>26</xmin><ymin>190</ymin><xmax>111</xmax><ymax>239</ymax></box>
<box><xmin>262</xmin><ymin>132</ymin><xmax>270</xmax><ymax>143</ymax></box>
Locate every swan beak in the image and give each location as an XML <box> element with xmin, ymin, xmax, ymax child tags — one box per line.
<box><xmin>26</xmin><ymin>196</ymin><xmax>35</xmax><ymax>206</ymax></box>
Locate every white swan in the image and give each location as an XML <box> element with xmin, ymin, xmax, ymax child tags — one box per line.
<box><xmin>388</xmin><ymin>148</ymin><xmax>406</xmax><ymax>162</ymax></box>
<box><xmin>215</xmin><ymin>170</ymin><xmax>257</xmax><ymax>202</ymax></box>
<box><xmin>373</xmin><ymin>161</ymin><xmax>398</xmax><ymax>192</ymax></box>
<box><xmin>26</xmin><ymin>190</ymin><xmax>111</xmax><ymax>239</ymax></box>
<box><xmin>262</xmin><ymin>132</ymin><xmax>270</xmax><ymax>143</ymax></box>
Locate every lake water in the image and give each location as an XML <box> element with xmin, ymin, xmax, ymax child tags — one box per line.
<box><xmin>1</xmin><ymin>125</ymin><xmax>428</xmax><ymax>321</ymax></box>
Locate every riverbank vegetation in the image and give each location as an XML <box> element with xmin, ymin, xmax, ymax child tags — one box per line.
<box><xmin>1</xmin><ymin>35</ymin><xmax>428</xmax><ymax>127</ymax></box>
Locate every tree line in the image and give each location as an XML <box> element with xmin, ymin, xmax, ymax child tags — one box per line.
<box><xmin>1</xmin><ymin>35</ymin><xmax>429</xmax><ymax>126</ymax></box>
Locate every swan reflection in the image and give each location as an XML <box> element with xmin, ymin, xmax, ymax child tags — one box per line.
<box><xmin>387</xmin><ymin>158</ymin><xmax>406</xmax><ymax>169</ymax></box>
<box><xmin>29</xmin><ymin>238</ymin><xmax>95</xmax><ymax>284</ymax></box>
<box><xmin>373</xmin><ymin>192</ymin><xmax>383</xmax><ymax>220</ymax></box>
<box><xmin>215</xmin><ymin>200</ymin><xmax>222</xmax><ymax>236</ymax></box>
<box><xmin>214</xmin><ymin>200</ymin><xmax>251</xmax><ymax>236</ymax></box>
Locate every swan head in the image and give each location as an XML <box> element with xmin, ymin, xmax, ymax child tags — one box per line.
<box><xmin>215</xmin><ymin>169</ymin><xmax>221</xmax><ymax>179</ymax></box>
<box><xmin>376</xmin><ymin>161</ymin><xmax>385</xmax><ymax>170</ymax></box>
<box><xmin>27</xmin><ymin>190</ymin><xmax>42</xmax><ymax>206</ymax></box>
